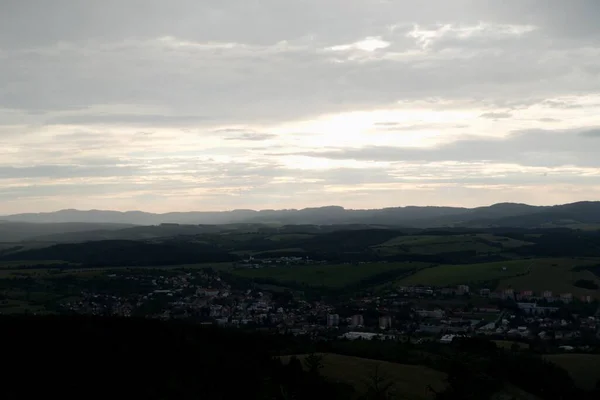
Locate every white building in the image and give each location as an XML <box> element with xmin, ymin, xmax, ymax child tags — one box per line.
<box><xmin>327</xmin><ymin>314</ymin><xmax>340</xmax><ymax>327</ymax></box>
<box><xmin>350</xmin><ymin>314</ymin><xmax>364</xmax><ymax>328</ymax></box>
<box><xmin>379</xmin><ymin>316</ymin><xmax>392</xmax><ymax>330</ymax></box>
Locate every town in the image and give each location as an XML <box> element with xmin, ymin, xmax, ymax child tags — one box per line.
<box><xmin>55</xmin><ymin>266</ymin><xmax>600</xmax><ymax>352</ymax></box>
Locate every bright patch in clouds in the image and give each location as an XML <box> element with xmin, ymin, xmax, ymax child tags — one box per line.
<box><xmin>328</xmin><ymin>36</ymin><xmax>391</xmax><ymax>52</ymax></box>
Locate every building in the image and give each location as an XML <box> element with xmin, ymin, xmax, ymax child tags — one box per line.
<box><xmin>479</xmin><ymin>288</ymin><xmax>491</xmax><ymax>297</ymax></box>
<box><xmin>543</xmin><ymin>291</ymin><xmax>553</xmax><ymax>298</ymax></box>
<box><xmin>517</xmin><ymin>302</ymin><xmax>559</xmax><ymax>315</ymax></box>
<box><xmin>479</xmin><ymin>322</ymin><xmax>496</xmax><ymax>331</ymax></box>
<box><xmin>560</xmin><ymin>293</ymin><xmax>573</xmax><ymax>303</ymax></box>
<box><xmin>342</xmin><ymin>332</ymin><xmax>378</xmax><ymax>340</ymax></box>
<box><xmin>521</xmin><ymin>290</ymin><xmax>533</xmax><ymax>297</ymax></box>
<box><xmin>503</xmin><ymin>288</ymin><xmax>514</xmax><ymax>298</ymax></box>
<box><xmin>440</xmin><ymin>334</ymin><xmax>463</xmax><ymax>344</ymax></box>
<box><xmin>457</xmin><ymin>285</ymin><xmax>470</xmax><ymax>295</ymax></box>
<box><xmin>350</xmin><ymin>314</ymin><xmax>364</xmax><ymax>328</ymax></box>
<box><xmin>517</xmin><ymin>302</ymin><xmax>537</xmax><ymax>314</ymax></box>
<box><xmin>416</xmin><ymin>309</ymin><xmax>445</xmax><ymax>319</ymax></box>
<box><xmin>327</xmin><ymin>314</ymin><xmax>340</xmax><ymax>327</ymax></box>
<box><xmin>379</xmin><ymin>315</ymin><xmax>392</xmax><ymax>330</ymax></box>
<box><xmin>581</xmin><ymin>295</ymin><xmax>593</xmax><ymax>303</ymax></box>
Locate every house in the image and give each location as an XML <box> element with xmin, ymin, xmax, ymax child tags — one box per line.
<box><xmin>440</xmin><ymin>334</ymin><xmax>463</xmax><ymax>344</ymax></box>
<box><xmin>560</xmin><ymin>293</ymin><xmax>573</xmax><ymax>303</ymax></box>
<box><xmin>197</xmin><ymin>288</ymin><xmax>220</xmax><ymax>297</ymax></box>
<box><xmin>342</xmin><ymin>332</ymin><xmax>379</xmax><ymax>340</ymax></box>
<box><xmin>350</xmin><ymin>314</ymin><xmax>364</xmax><ymax>328</ymax></box>
<box><xmin>418</xmin><ymin>324</ymin><xmax>443</xmax><ymax>334</ymax></box>
<box><xmin>580</xmin><ymin>295</ymin><xmax>593</xmax><ymax>303</ymax></box>
<box><xmin>457</xmin><ymin>285</ymin><xmax>470</xmax><ymax>295</ymax></box>
<box><xmin>379</xmin><ymin>315</ymin><xmax>392</xmax><ymax>330</ymax></box>
<box><xmin>327</xmin><ymin>314</ymin><xmax>340</xmax><ymax>327</ymax></box>
<box><xmin>479</xmin><ymin>322</ymin><xmax>496</xmax><ymax>331</ymax></box>
<box><xmin>517</xmin><ymin>302</ymin><xmax>538</xmax><ymax>314</ymax></box>
<box><xmin>517</xmin><ymin>302</ymin><xmax>558</xmax><ymax>315</ymax></box>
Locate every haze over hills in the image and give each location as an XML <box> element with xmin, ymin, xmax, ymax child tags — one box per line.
<box><xmin>1</xmin><ymin>202</ymin><xmax>599</xmax><ymax>241</ymax></box>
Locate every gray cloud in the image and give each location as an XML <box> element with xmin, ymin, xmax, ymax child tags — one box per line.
<box><xmin>580</xmin><ymin>129</ymin><xmax>600</xmax><ymax>138</ymax></box>
<box><xmin>278</xmin><ymin>127</ymin><xmax>600</xmax><ymax>167</ymax></box>
<box><xmin>2</xmin><ymin>1</ymin><xmax>600</xmax><ymax>210</ymax></box>
<box><xmin>46</xmin><ymin>114</ymin><xmax>212</xmax><ymax>126</ymax></box>
<box><xmin>538</xmin><ymin>118</ymin><xmax>561</xmax><ymax>123</ymax></box>
<box><xmin>224</xmin><ymin>133</ymin><xmax>277</xmax><ymax>141</ymax></box>
<box><xmin>480</xmin><ymin>112</ymin><xmax>512</xmax><ymax>119</ymax></box>
<box><xmin>1</xmin><ymin>1</ymin><xmax>599</xmax><ymax>122</ymax></box>
<box><xmin>0</xmin><ymin>164</ymin><xmax>143</xmax><ymax>179</ymax></box>
<box><xmin>214</xmin><ymin>129</ymin><xmax>277</xmax><ymax>141</ymax></box>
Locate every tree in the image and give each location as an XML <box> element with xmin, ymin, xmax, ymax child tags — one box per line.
<box><xmin>511</xmin><ymin>342</ymin><xmax>521</xmax><ymax>353</ymax></box>
<box><xmin>303</xmin><ymin>353</ymin><xmax>325</xmax><ymax>376</ymax></box>
<box><xmin>361</xmin><ymin>364</ymin><xmax>396</xmax><ymax>400</ymax></box>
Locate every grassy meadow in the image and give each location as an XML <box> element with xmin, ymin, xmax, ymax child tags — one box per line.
<box><xmin>398</xmin><ymin>259</ymin><xmax>534</xmax><ymax>287</ymax></box>
<box><xmin>372</xmin><ymin>234</ymin><xmax>532</xmax><ymax>256</ymax></box>
<box><xmin>397</xmin><ymin>258</ymin><xmax>600</xmax><ymax>297</ymax></box>
<box><xmin>544</xmin><ymin>354</ymin><xmax>600</xmax><ymax>391</ymax></box>
<box><xmin>496</xmin><ymin>258</ymin><xmax>600</xmax><ymax>297</ymax></box>
<box><xmin>280</xmin><ymin>353</ymin><xmax>446</xmax><ymax>400</ymax></box>
<box><xmin>231</xmin><ymin>262</ymin><xmax>428</xmax><ymax>288</ymax></box>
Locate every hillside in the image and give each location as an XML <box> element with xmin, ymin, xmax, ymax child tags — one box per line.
<box><xmin>3</xmin><ymin>201</ymin><xmax>600</xmax><ymax>229</ymax></box>
<box><xmin>0</xmin><ymin>315</ymin><xmax>350</xmax><ymax>399</ymax></box>
<box><xmin>0</xmin><ymin>221</ymin><xmax>135</xmax><ymax>242</ymax></box>
<box><xmin>281</xmin><ymin>353</ymin><xmax>446</xmax><ymax>400</ymax></box>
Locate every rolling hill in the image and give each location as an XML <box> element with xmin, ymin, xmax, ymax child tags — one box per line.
<box><xmin>2</xmin><ymin>201</ymin><xmax>600</xmax><ymax>229</ymax></box>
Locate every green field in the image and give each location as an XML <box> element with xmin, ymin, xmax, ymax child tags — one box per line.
<box><xmin>398</xmin><ymin>259</ymin><xmax>534</xmax><ymax>287</ymax></box>
<box><xmin>267</xmin><ymin>234</ymin><xmax>315</xmax><ymax>241</ymax></box>
<box><xmin>232</xmin><ymin>262</ymin><xmax>428</xmax><ymax>288</ymax></box>
<box><xmin>0</xmin><ymin>262</ymin><xmax>235</xmax><ymax>279</ymax></box>
<box><xmin>544</xmin><ymin>354</ymin><xmax>600</xmax><ymax>391</ymax></box>
<box><xmin>281</xmin><ymin>353</ymin><xmax>446</xmax><ymax>400</ymax></box>
<box><xmin>496</xmin><ymin>258</ymin><xmax>600</xmax><ymax>298</ymax></box>
<box><xmin>0</xmin><ymin>260</ymin><xmax>73</xmax><ymax>268</ymax></box>
<box><xmin>397</xmin><ymin>258</ymin><xmax>600</xmax><ymax>296</ymax></box>
<box><xmin>372</xmin><ymin>234</ymin><xmax>531</xmax><ymax>256</ymax></box>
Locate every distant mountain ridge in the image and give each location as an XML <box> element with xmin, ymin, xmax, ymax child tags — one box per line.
<box><xmin>1</xmin><ymin>201</ymin><xmax>599</xmax><ymax>229</ymax></box>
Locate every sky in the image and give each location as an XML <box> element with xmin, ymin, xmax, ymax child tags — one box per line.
<box><xmin>1</xmin><ymin>0</ymin><xmax>600</xmax><ymax>213</ymax></box>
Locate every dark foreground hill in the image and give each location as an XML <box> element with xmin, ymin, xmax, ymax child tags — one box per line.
<box><xmin>0</xmin><ymin>315</ymin><xmax>351</xmax><ymax>400</ymax></box>
<box><xmin>0</xmin><ymin>316</ymin><xmax>596</xmax><ymax>400</ymax></box>
<box><xmin>3</xmin><ymin>201</ymin><xmax>600</xmax><ymax>229</ymax></box>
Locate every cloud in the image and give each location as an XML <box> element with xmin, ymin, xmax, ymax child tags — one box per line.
<box><xmin>538</xmin><ymin>118</ymin><xmax>561</xmax><ymax>123</ymax></box>
<box><xmin>277</xmin><ymin>127</ymin><xmax>600</xmax><ymax>167</ymax></box>
<box><xmin>2</xmin><ymin>1</ymin><xmax>600</xmax><ymax>211</ymax></box>
<box><xmin>46</xmin><ymin>114</ymin><xmax>212</xmax><ymax>126</ymax></box>
<box><xmin>224</xmin><ymin>133</ymin><xmax>277</xmax><ymax>141</ymax></box>
<box><xmin>374</xmin><ymin>122</ymin><xmax>401</xmax><ymax>127</ymax></box>
<box><xmin>580</xmin><ymin>129</ymin><xmax>600</xmax><ymax>138</ymax></box>
<box><xmin>328</xmin><ymin>36</ymin><xmax>391</xmax><ymax>52</ymax></box>
<box><xmin>480</xmin><ymin>112</ymin><xmax>512</xmax><ymax>119</ymax></box>
<box><xmin>0</xmin><ymin>164</ymin><xmax>142</xmax><ymax>179</ymax></box>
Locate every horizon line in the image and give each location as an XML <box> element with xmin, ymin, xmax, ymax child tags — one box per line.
<box><xmin>1</xmin><ymin>200</ymin><xmax>596</xmax><ymax>216</ymax></box>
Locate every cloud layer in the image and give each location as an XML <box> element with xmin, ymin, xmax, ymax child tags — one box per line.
<box><xmin>1</xmin><ymin>0</ymin><xmax>600</xmax><ymax>213</ymax></box>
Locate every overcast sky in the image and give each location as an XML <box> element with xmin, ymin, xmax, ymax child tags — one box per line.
<box><xmin>1</xmin><ymin>0</ymin><xmax>600</xmax><ymax>213</ymax></box>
